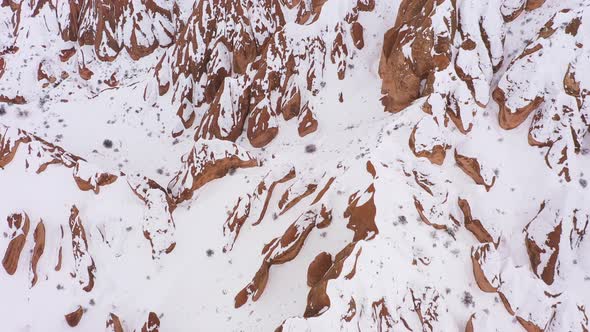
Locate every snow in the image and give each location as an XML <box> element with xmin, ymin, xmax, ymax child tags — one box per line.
<box><xmin>1</xmin><ymin>0</ymin><xmax>590</xmax><ymax>331</ymax></box>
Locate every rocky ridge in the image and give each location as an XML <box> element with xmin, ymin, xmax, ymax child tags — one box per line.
<box><xmin>1</xmin><ymin>0</ymin><xmax>590</xmax><ymax>331</ymax></box>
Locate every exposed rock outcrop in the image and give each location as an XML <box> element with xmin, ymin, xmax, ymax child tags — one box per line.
<box><xmin>168</xmin><ymin>140</ymin><xmax>258</xmax><ymax>204</ymax></box>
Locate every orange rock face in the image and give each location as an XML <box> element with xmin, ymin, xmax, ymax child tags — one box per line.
<box><xmin>235</xmin><ymin>209</ymin><xmax>319</xmax><ymax>308</ymax></box>
<box><xmin>278</xmin><ymin>182</ymin><xmax>318</xmax><ymax>215</ymax></box>
<box><xmin>371</xmin><ymin>298</ymin><xmax>394</xmax><ymax>332</ymax></box>
<box><xmin>344</xmin><ymin>184</ymin><xmax>378</xmax><ymax>241</ymax></box>
<box><xmin>305</xmin><ymin>242</ymin><xmax>359</xmax><ymax>317</ymax></box>
<box><xmin>68</xmin><ymin>206</ymin><xmax>96</xmax><ymax>292</ymax></box>
<box><xmin>501</xmin><ymin>0</ymin><xmax>547</xmax><ymax>22</ymax></box>
<box><xmin>409</xmin><ymin>124</ymin><xmax>449</xmax><ymax>166</ymax></box>
<box><xmin>2</xmin><ymin>212</ymin><xmax>30</xmax><ymax>275</ymax></box>
<box><xmin>223</xmin><ymin>196</ymin><xmax>251</xmax><ymax>252</ymax></box>
<box><xmin>458</xmin><ymin>198</ymin><xmax>494</xmax><ymax>244</ymax></box>
<box><xmin>524</xmin><ymin>202</ymin><xmax>563</xmax><ymax>285</ymax></box>
<box><xmin>65</xmin><ymin>306</ymin><xmax>84</xmax><ymax>327</ymax></box>
<box><xmin>297</xmin><ymin>103</ymin><xmax>318</xmax><ymax>137</ymax></box>
<box><xmin>73</xmin><ymin>164</ymin><xmax>118</xmax><ymax>194</ymax></box>
<box><xmin>57</xmin><ymin>0</ymin><xmax>175</xmax><ymax>61</ymax></box>
<box><xmin>454</xmin><ymin>151</ymin><xmax>496</xmax><ymax>191</ymax></box>
<box><xmin>30</xmin><ymin>220</ymin><xmax>45</xmax><ymax>287</ymax></box>
<box><xmin>253</xmin><ymin>168</ymin><xmax>297</xmax><ymax>225</ymax></box>
<box><xmin>141</xmin><ymin>312</ymin><xmax>161</xmax><ymax>332</ymax></box>
<box><xmin>0</xmin><ymin>57</ymin><xmax>5</xmax><ymax>79</ymax></box>
<box><xmin>379</xmin><ymin>0</ymin><xmax>454</xmax><ymax>113</ymax></box>
<box><xmin>106</xmin><ymin>313</ymin><xmax>124</xmax><ymax>332</ymax></box>
<box><xmin>494</xmin><ymin>8</ymin><xmax>589</xmax><ymax>182</ymax></box>
<box><xmin>168</xmin><ymin>140</ymin><xmax>258</xmax><ymax>204</ymax></box>
<box><xmin>148</xmin><ymin>0</ymin><xmax>372</xmax><ymax>148</ymax></box>
<box><xmin>307</xmin><ymin>252</ymin><xmax>332</xmax><ymax>287</ymax></box>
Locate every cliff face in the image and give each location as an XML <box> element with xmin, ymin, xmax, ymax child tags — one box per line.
<box><xmin>1</xmin><ymin>0</ymin><xmax>590</xmax><ymax>331</ymax></box>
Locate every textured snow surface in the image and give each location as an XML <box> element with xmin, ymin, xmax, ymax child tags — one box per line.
<box><xmin>1</xmin><ymin>0</ymin><xmax>590</xmax><ymax>331</ymax></box>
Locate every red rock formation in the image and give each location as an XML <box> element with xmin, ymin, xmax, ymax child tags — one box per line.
<box><xmin>65</xmin><ymin>306</ymin><xmax>84</xmax><ymax>327</ymax></box>
<box><xmin>278</xmin><ymin>182</ymin><xmax>318</xmax><ymax>215</ymax></box>
<box><xmin>196</xmin><ymin>77</ymin><xmax>251</xmax><ymax>142</ymax></box>
<box><xmin>68</xmin><ymin>206</ymin><xmax>96</xmax><ymax>292</ymax></box>
<box><xmin>344</xmin><ymin>184</ymin><xmax>378</xmax><ymax>241</ymax></box>
<box><xmin>151</xmin><ymin>0</ymin><xmax>280</xmax><ymax>132</ymax></box>
<box><xmin>379</xmin><ymin>0</ymin><xmax>455</xmax><ymax>113</ymax></box>
<box><xmin>524</xmin><ymin>202</ymin><xmax>563</xmax><ymax>285</ymax></box>
<box><xmin>342</xmin><ymin>297</ymin><xmax>357</xmax><ymax>322</ymax></box>
<box><xmin>168</xmin><ymin>140</ymin><xmax>258</xmax><ymax>204</ymax></box>
<box><xmin>0</xmin><ymin>126</ymin><xmax>31</xmax><ymax>168</ymax></box>
<box><xmin>281</xmin><ymin>78</ymin><xmax>302</xmax><ymax>121</ymax></box>
<box><xmin>458</xmin><ymin>198</ymin><xmax>494</xmax><ymax>244</ymax></box>
<box><xmin>494</xmin><ymin>8</ymin><xmax>589</xmax><ymax>181</ymax></box>
<box><xmin>55</xmin><ymin>225</ymin><xmax>64</xmax><ymax>271</ymax></box>
<box><xmin>307</xmin><ymin>252</ymin><xmax>332</xmax><ymax>287</ymax></box>
<box><xmin>0</xmin><ymin>94</ymin><xmax>26</xmax><ymax>104</ymax></box>
<box><xmin>372</xmin><ymin>298</ymin><xmax>394</xmax><ymax>332</ymax></box>
<box><xmin>331</xmin><ymin>23</ymin><xmax>349</xmax><ymax>80</ymax></box>
<box><xmin>470</xmin><ymin>243</ymin><xmax>499</xmax><ymax>293</ymax></box>
<box><xmin>2</xmin><ymin>212</ymin><xmax>30</xmax><ymax>275</ymax></box>
<box><xmin>1</xmin><ymin>124</ymin><xmax>122</xmax><ymax>195</ymax></box>
<box><xmin>414</xmin><ymin>197</ymin><xmax>448</xmax><ymax>231</ymax></box>
<box><xmin>316</xmin><ymin>204</ymin><xmax>333</xmax><ymax>229</ymax></box>
<box><xmin>56</xmin><ymin>0</ymin><xmax>175</xmax><ymax>61</ymax></box>
<box><xmin>471</xmin><ymin>242</ymin><xmax>560</xmax><ymax>331</ymax></box>
<box><xmin>454</xmin><ymin>151</ymin><xmax>496</xmax><ymax>191</ymax></box>
<box><xmin>73</xmin><ymin>163</ymin><xmax>118</xmax><ymax>194</ymax></box>
<box><xmin>311</xmin><ymin>176</ymin><xmax>336</xmax><ymax>205</ymax></box>
<box><xmin>380</xmin><ymin>0</ymin><xmax>512</xmax><ymax>167</ymax></box>
<box><xmin>403</xmin><ymin>162</ymin><xmax>456</xmax><ymax>232</ymax></box>
<box><xmin>106</xmin><ymin>313</ymin><xmax>124</xmax><ymax>332</ymax></box>
<box><xmin>501</xmin><ymin>0</ymin><xmax>547</xmax><ymax>22</ymax></box>
<box><xmin>30</xmin><ymin>220</ymin><xmax>45</xmax><ymax>287</ymax></box>
<box><xmin>247</xmin><ymin>101</ymin><xmax>280</xmax><ymax>147</ymax></box>
<box><xmin>409</xmin><ymin>117</ymin><xmax>449</xmax><ymax>165</ymax></box>
<box><xmin>400</xmin><ymin>288</ymin><xmax>443</xmax><ymax>332</ymax></box>
<box><xmin>150</xmin><ymin>0</ymin><xmax>370</xmax><ymax>148</ymax></box>
<box><xmin>295</xmin><ymin>0</ymin><xmax>327</xmax><ymax>25</ymax></box>
<box><xmin>127</xmin><ymin>173</ymin><xmax>177</xmax><ymax>258</ymax></box>
<box><xmin>465</xmin><ymin>314</ymin><xmax>475</xmax><ymax>332</ymax></box>
<box><xmin>253</xmin><ymin>168</ymin><xmax>297</xmax><ymax>225</ymax></box>
<box><xmin>297</xmin><ymin>103</ymin><xmax>318</xmax><ymax>137</ymax></box>
<box><xmin>141</xmin><ymin>312</ymin><xmax>160</xmax><ymax>332</ymax></box>
<box><xmin>305</xmin><ymin>242</ymin><xmax>359</xmax><ymax>317</ymax></box>
<box><xmin>235</xmin><ymin>209</ymin><xmax>318</xmax><ymax>308</ymax></box>
<box><xmin>223</xmin><ymin>195</ymin><xmax>251</xmax><ymax>252</ymax></box>
<box><xmin>1</xmin><ymin>124</ymin><xmax>176</xmax><ymax>261</ymax></box>
<box><xmin>0</xmin><ymin>57</ymin><xmax>5</xmax><ymax>79</ymax></box>
<box><xmin>223</xmin><ymin>168</ymin><xmax>297</xmax><ymax>252</ymax></box>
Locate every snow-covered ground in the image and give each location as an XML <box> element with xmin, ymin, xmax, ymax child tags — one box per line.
<box><xmin>1</xmin><ymin>0</ymin><xmax>590</xmax><ymax>331</ymax></box>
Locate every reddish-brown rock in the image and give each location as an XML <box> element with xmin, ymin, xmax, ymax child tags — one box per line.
<box><xmin>68</xmin><ymin>206</ymin><xmax>96</xmax><ymax>292</ymax></box>
<box><xmin>106</xmin><ymin>313</ymin><xmax>124</xmax><ymax>332</ymax></box>
<box><xmin>307</xmin><ymin>252</ymin><xmax>332</xmax><ymax>287</ymax></box>
<box><xmin>297</xmin><ymin>103</ymin><xmax>318</xmax><ymax>137</ymax></box>
<box><xmin>141</xmin><ymin>312</ymin><xmax>160</xmax><ymax>332</ymax></box>
<box><xmin>30</xmin><ymin>220</ymin><xmax>45</xmax><ymax>287</ymax></box>
<box><xmin>454</xmin><ymin>151</ymin><xmax>496</xmax><ymax>191</ymax></box>
<box><xmin>305</xmin><ymin>242</ymin><xmax>359</xmax><ymax>317</ymax></box>
<box><xmin>345</xmin><ymin>184</ymin><xmax>378</xmax><ymax>241</ymax></box>
<box><xmin>524</xmin><ymin>202</ymin><xmax>563</xmax><ymax>285</ymax></box>
<box><xmin>2</xmin><ymin>212</ymin><xmax>30</xmax><ymax>275</ymax></box>
<box><xmin>168</xmin><ymin>141</ymin><xmax>258</xmax><ymax>204</ymax></box>
<box><xmin>235</xmin><ymin>210</ymin><xmax>318</xmax><ymax>308</ymax></box>
<box><xmin>65</xmin><ymin>306</ymin><xmax>83</xmax><ymax>327</ymax></box>
<box><xmin>252</xmin><ymin>168</ymin><xmax>297</xmax><ymax>226</ymax></box>
<box><xmin>458</xmin><ymin>198</ymin><xmax>494</xmax><ymax>244</ymax></box>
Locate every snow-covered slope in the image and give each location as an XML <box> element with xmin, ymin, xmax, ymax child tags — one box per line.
<box><xmin>1</xmin><ymin>0</ymin><xmax>590</xmax><ymax>331</ymax></box>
